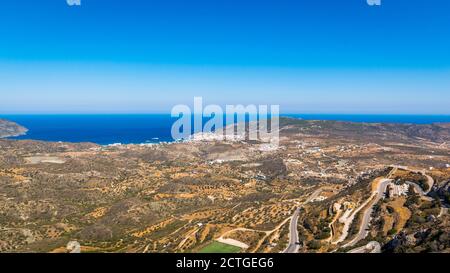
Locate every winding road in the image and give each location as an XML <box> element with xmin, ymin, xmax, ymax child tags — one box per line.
<box><xmin>390</xmin><ymin>165</ymin><xmax>435</xmax><ymax>194</ymax></box>
<box><xmin>343</xmin><ymin>167</ymin><xmax>435</xmax><ymax>248</ymax></box>
<box><xmin>343</xmin><ymin>178</ymin><xmax>391</xmax><ymax>248</ymax></box>
<box><xmin>282</xmin><ymin>166</ymin><xmax>436</xmax><ymax>252</ymax></box>
<box><xmin>283</xmin><ymin>188</ymin><xmax>323</xmax><ymax>253</ymax></box>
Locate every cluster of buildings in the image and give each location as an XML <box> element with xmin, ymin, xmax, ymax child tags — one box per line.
<box><xmin>386</xmin><ymin>183</ymin><xmax>409</xmax><ymax>198</ymax></box>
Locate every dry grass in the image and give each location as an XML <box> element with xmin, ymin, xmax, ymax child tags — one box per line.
<box><xmin>371</xmin><ymin>177</ymin><xmax>384</xmax><ymax>192</ymax></box>
<box><xmin>132</xmin><ymin>218</ymin><xmax>175</xmax><ymax>238</ymax></box>
<box><xmin>382</xmin><ymin>215</ymin><xmax>394</xmax><ymax>235</ymax></box>
<box><xmin>382</xmin><ymin>197</ymin><xmax>411</xmax><ymax>234</ymax></box>
<box><xmin>224</xmin><ymin>230</ymin><xmax>265</xmax><ymax>246</ymax></box>
<box><xmin>390</xmin><ymin>197</ymin><xmax>411</xmax><ymax>231</ymax></box>
<box><xmin>85</xmin><ymin>207</ymin><xmax>107</xmax><ymax>219</ymax></box>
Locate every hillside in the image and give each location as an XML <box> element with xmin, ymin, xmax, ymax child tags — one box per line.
<box><xmin>0</xmin><ymin>117</ymin><xmax>448</xmax><ymax>253</ymax></box>
<box><xmin>0</xmin><ymin>119</ymin><xmax>27</xmax><ymax>138</ymax></box>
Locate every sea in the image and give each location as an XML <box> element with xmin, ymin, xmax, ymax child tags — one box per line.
<box><xmin>2</xmin><ymin>114</ymin><xmax>450</xmax><ymax>145</ymax></box>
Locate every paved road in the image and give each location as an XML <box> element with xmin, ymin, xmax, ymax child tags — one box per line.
<box><xmin>344</xmin><ymin>167</ymin><xmax>436</xmax><ymax>248</ymax></box>
<box><xmin>343</xmin><ymin>178</ymin><xmax>391</xmax><ymax>248</ymax></box>
<box><xmin>405</xmin><ymin>181</ymin><xmax>434</xmax><ymax>202</ymax></box>
<box><xmin>283</xmin><ymin>189</ymin><xmax>322</xmax><ymax>253</ymax></box>
<box><xmin>390</xmin><ymin>165</ymin><xmax>435</xmax><ymax>194</ymax></box>
<box><xmin>283</xmin><ymin>207</ymin><xmax>301</xmax><ymax>253</ymax></box>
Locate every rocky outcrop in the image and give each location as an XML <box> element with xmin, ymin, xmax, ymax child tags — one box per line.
<box><xmin>0</xmin><ymin>119</ymin><xmax>28</xmax><ymax>138</ymax></box>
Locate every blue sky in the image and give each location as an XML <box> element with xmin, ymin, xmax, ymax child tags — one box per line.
<box><xmin>0</xmin><ymin>0</ymin><xmax>449</xmax><ymax>114</ymax></box>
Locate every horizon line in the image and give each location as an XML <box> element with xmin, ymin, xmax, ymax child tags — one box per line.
<box><xmin>1</xmin><ymin>113</ymin><xmax>450</xmax><ymax>116</ymax></box>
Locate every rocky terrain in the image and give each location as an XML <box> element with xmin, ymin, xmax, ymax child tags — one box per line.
<box><xmin>0</xmin><ymin>119</ymin><xmax>27</xmax><ymax>138</ymax></box>
<box><xmin>0</xmin><ymin>118</ymin><xmax>449</xmax><ymax>253</ymax></box>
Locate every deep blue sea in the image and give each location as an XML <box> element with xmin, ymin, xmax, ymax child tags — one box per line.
<box><xmin>2</xmin><ymin>114</ymin><xmax>450</xmax><ymax>145</ymax></box>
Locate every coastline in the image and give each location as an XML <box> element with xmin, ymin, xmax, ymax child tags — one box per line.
<box><xmin>1</xmin><ymin>115</ymin><xmax>450</xmax><ymax>146</ymax></box>
<box><xmin>0</xmin><ymin>131</ymin><xmax>28</xmax><ymax>139</ymax></box>
<box><xmin>0</xmin><ymin>119</ymin><xmax>28</xmax><ymax>139</ymax></box>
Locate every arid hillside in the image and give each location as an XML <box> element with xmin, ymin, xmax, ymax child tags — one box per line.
<box><xmin>0</xmin><ymin>118</ymin><xmax>449</xmax><ymax>253</ymax></box>
<box><xmin>0</xmin><ymin>119</ymin><xmax>27</xmax><ymax>138</ymax></box>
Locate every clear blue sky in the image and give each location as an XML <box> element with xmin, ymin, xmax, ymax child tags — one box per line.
<box><xmin>0</xmin><ymin>0</ymin><xmax>449</xmax><ymax>114</ymax></box>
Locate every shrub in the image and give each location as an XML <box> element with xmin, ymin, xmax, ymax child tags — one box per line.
<box><xmin>386</xmin><ymin>206</ymin><xmax>395</xmax><ymax>214</ymax></box>
<box><xmin>388</xmin><ymin>228</ymin><xmax>397</xmax><ymax>235</ymax></box>
<box><xmin>308</xmin><ymin>240</ymin><xmax>322</xmax><ymax>250</ymax></box>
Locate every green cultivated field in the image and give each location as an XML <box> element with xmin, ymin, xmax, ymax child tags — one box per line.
<box><xmin>198</xmin><ymin>241</ymin><xmax>241</xmax><ymax>253</ymax></box>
